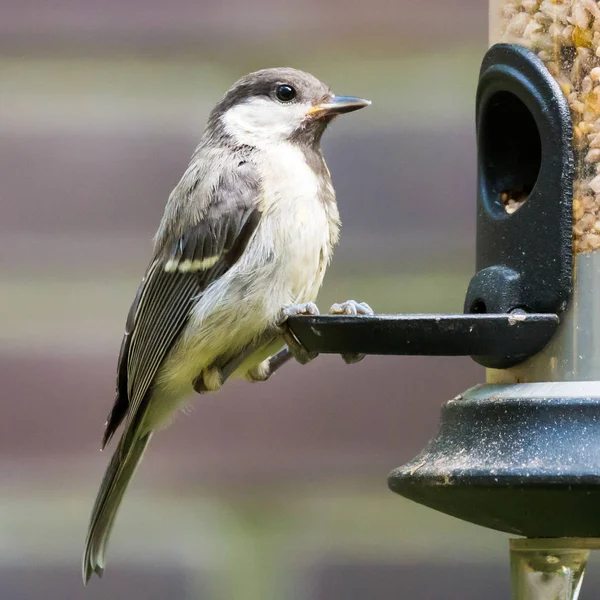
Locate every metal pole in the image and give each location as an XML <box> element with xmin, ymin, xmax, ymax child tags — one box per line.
<box><xmin>510</xmin><ymin>539</ymin><xmax>597</xmax><ymax>600</ymax></box>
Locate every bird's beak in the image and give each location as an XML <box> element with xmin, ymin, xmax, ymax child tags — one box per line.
<box><xmin>306</xmin><ymin>95</ymin><xmax>371</xmax><ymax>119</ymax></box>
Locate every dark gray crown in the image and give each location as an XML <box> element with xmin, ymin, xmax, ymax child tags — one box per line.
<box><xmin>210</xmin><ymin>67</ymin><xmax>330</xmax><ymax>117</ymax></box>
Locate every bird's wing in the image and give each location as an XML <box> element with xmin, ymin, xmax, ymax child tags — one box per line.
<box><xmin>102</xmin><ymin>163</ymin><xmax>262</xmax><ymax>448</ymax></box>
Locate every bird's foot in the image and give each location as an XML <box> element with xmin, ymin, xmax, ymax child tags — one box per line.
<box><xmin>245</xmin><ymin>359</ymin><xmax>272</xmax><ymax>383</ymax></box>
<box><xmin>277</xmin><ymin>302</ymin><xmax>320</xmax><ymax>365</ymax></box>
<box><xmin>330</xmin><ymin>300</ymin><xmax>373</xmax><ymax>317</ymax></box>
<box><xmin>329</xmin><ymin>300</ymin><xmax>374</xmax><ymax>364</ymax></box>
<box><xmin>245</xmin><ymin>346</ymin><xmax>295</xmax><ymax>382</ymax></box>
<box><xmin>193</xmin><ymin>366</ymin><xmax>223</xmax><ymax>394</ymax></box>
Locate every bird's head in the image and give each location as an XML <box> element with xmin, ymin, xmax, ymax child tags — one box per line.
<box><xmin>208</xmin><ymin>67</ymin><xmax>370</xmax><ymax>148</ymax></box>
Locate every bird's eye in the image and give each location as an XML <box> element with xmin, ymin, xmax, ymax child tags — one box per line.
<box><xmin>276</xmin><ymin>84</ymin><xmax>296</xmax><ymax>102</ymax></box>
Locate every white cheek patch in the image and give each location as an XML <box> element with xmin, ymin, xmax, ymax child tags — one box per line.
<box><xmin>221</xmin><ymin>98</ymin><xmax>309</xmax><ymax>147</ymax></box>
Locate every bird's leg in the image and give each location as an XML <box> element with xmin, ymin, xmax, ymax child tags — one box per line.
<box><xmin>193</xmin><ymin>328</ymin><xmax>281</xmax><ymax>393</ymax></box>
<box><xmin>244</xmin><ymin>347</ymin><xmax>294</xmax><ymax>382</ymax></box>
<box><xmin>276</xmin><ymin>302</ymin><xmax>320</xmax><ymax>365</ymax></box>
<box><xmin>193</xmin><ymin>300</ymin><xmax>372</xmax><ymax>392</ymax></box>
<box><xmin>329</xmin><ymin>300</ymin><xmax>374</xmax><ymax>364</ymax></box>
<box><xmin>193</xmin><ymin>366</ymin><xmax>224</xmax><ymax>394</ymax></box>
<box><xmin>246</xmin><ymin>299</ymin><xmax>374</xmax><ymax>380</ymax></box>
<box><xmin>225</xmin><ymin>300</ymin><xmax>320</xmax><ymax>384</ymax></box>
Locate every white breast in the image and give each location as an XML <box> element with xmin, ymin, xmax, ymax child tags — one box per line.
<box><xmin>260</xmin><ymin>143</ymin><xmax>337</xmax><ymax>299</ymax></box>
<box><xmin>180</xmin><ymin>143</ymin><xmax>336</xmax><ymax>365</ymax></box>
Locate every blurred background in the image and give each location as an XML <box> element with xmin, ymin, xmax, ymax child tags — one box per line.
<box><xmin>3</xmin><ymin>1</ymin><xmax>599</xmax><ymax>598</ymax></box>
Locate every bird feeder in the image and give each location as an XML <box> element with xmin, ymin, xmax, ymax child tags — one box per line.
<box><xmin>287</xmin><ymin>1</ymin><xmax>600</xmax><ymax>598</ymax></box>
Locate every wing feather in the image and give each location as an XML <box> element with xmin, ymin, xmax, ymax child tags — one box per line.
<box><xmin>102</xmin><ymin>161</ymin><xmax>262</xmax><ymax>447</ymax></box>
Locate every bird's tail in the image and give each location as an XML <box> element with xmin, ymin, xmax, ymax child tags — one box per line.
<box><xmin>83</xmin><ymin>432</ymin><xmax>152</xmax><ymax>584</ymax></box>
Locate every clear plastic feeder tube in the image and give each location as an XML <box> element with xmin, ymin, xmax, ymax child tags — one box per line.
<box><xmin>489</xmin><ymin>0</ymin><xmax>600</xmax><ymax>382</ymax></box>
<box><xmin>491</xmin><ymin>0</ymin><xmax>600</xmax><ymax>252</ymax></box>
<box><xmin>510</xmin><ymin>539</ymin><xmax>599</xmax><ymax>600</ymax></box>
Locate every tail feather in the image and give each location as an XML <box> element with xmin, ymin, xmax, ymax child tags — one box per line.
<box><xmin>83</xmin><ymin>432</ymin><xmax>152</xmax><ymax>584</ymax></box>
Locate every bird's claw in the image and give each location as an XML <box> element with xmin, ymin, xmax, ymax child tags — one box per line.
<box><xmin>329</xmin><ymin>299</ymin><xmax>374</xmax><ymax>364</ymax></box>
<box><xmin>277</xmin><ymin>302</ymin><xmax>320</xmax><ymax>365</ymax></box>
<box><xmin>329</xmin><ymin>300</ymin><xmax>373</xmax><ymax>317</ymax></box>
<box><xmin>281</xmin><ymin>302</ymin><xmax>321</xmax><ymax>319</ymax></box>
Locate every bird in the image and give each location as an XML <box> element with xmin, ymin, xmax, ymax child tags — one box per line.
<box><xmin>83</xmin><ymin>67</ymin><xmax>372</xmax><ymax>583</ymax></box>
